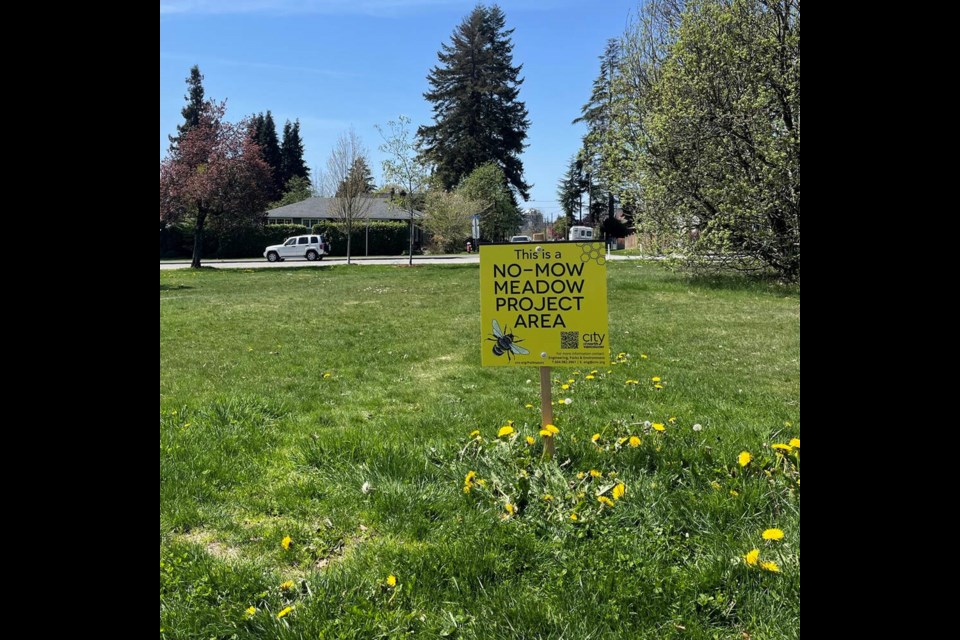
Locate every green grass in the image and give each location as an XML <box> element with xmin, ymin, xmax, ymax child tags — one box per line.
<box><xmin>160</xmin><ymin>263</ymin><xmax>800</xmax><ymax>639</ymax></box>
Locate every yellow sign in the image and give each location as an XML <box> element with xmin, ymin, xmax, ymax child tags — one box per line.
<box><xmin>480</xmin><ymin>242</ymin><xmax>609</xmax><ymax>367</ymax></box>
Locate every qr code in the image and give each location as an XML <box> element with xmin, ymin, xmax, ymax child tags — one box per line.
<box><xmin>560</xmin><ymin>331</ymin><xmax>580</xmax><ymax>349</ymax></box>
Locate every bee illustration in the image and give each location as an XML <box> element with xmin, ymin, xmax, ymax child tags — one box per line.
<box><xmin>488</xmin><ymin>319</ymin><xmax>530</xmax><ymax>360</ymax></box>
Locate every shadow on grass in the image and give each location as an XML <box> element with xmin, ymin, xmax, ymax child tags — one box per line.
<box><xmin>684</xmin><ymin>272</ymin><xmax>800</xmax><ymax>296</ymax></box>
<box><xmin>161</xmin><ymin>283</ymin><xmax>194</xmax><ymax>291</ymax></box>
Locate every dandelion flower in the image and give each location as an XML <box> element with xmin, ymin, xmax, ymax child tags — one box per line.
<box><xmin>277</xmin><ymin>606</ymin><xmax>294</xmax><ymax>619</ymax></box>
<box><xmin>525</xmin><ymin>403</ymin><xmax>534</xmax><ymax>409</ymax></box>
<box><xmin>598</xmin><ymin>496</ymin><xmax>615</xmax><ymax>508</ymax></box>
<box><xmin>771</xmin><ymin>443</ymin><xmax>793</xmax><ymax>454</ymax></box>
<box><xmin>789</xmin><ymin>438</ymin><xmax>800</xmax><ymax>449</ymax></box>
<box><xmin>281</xmin><ymin>536</ymin><xmax>292</xmax><ymax>550</ymax></box>
<box><xmin>539</xmin><ymin>429</ymin><xmax>553</xmax><ymax>438</ymax></box>
<box><xmin>762</xmin><ymin>528</ymin><xmax>785</xmax><ymax>541</ymax></box>
<box><xmin>322</xmin><ymin>372</ymin><xmax>332</xmax><ymax>379</ymax></box>
<box><xmin>504</xmin><ymin>502</ymin><xmax>516</xmax><ymax>516</ymax></box>
<box><xmin>498</xmin><ymin>425</ymin><xmax>515</xmax><ymax>438</ymax></box>
<box><xmin>591</xmin><ymin>433</ymin><xmax>601</xmax><ymax>442</ymax></box>
<box><xmin>654</xmin><ymin>384</ymin><xmax>663</xmax><ymax>390</ymax></box>
<box><xmin>668</xmin><ymin>417</ymin><xmax>676</xmax><ymax>423</ymax></box>
<box><xmin>744</xmin><ymin>549</ymin><xmax>760</xmax><ymax>566</ymax></box>
<box><xmin>617</xmin><ymin>352</ymin><xmax>626</xmax><ymax>359</ymax></box>
<box><xmin>545</xmin><ymin>424</ymin><xmax>559</xmax><ymax>434</ymax></box>
<box><xmin>760</xmin><ymin>561</ymin><xmax>780</xmax><ymax>573</ymax></box>
<box><xmin>577</xmin><ymin>472</ymin><xmax>586</xmax><ymax>479</ymax></box>
<box><xmin>567</xmin><ymin>379</ymin><xmax>575</xmax><ymax>384</ymax></box>
<box><xmin>629</xmin><ymin>436</ymin><xmax>641</xmax><ymax>447</ymax></box>
<box><xmin>652</xmin><ymin>423</ymin><xmax>665</xmax><ymax>432</ymax></box>
<box><xmin>738</xmin><ymin>451</ymin><xmax>752</xmax><ymax>467</ymax></box>
<box><xmin>569</xmin><ymin>513</ymin><xmax>578</xmax><ymax>521</ymax></box>
<box><xmin>385</xmin><ymin>574</ymin><xmax>397</xmax><ymax>588</ymax></box>
<box><xmin>563</xmin><ymin>398</ymin><xmax>573</xmax><ymax>405</ymax></box>
<box><xmin>612</xmin><ymin>483</ymin><xmax>626</xmax><ymax>500</ymax></box>
<box><xmin>463</xmin><ymin>470</ymin><xmax>477</xmax><ymax>493</ymax></box>
<box><xmin>625</xmin><ymin>379</ymin><xmax>638</xmax><ymax>385</ymax></box>
<box><xmin>543</xmin><ymin>494</ymin><xmax>554</xmax><ymax>501</ymax></box>
<box><xmin>245</xmin><ymin>606</ymin><xmax>257</xmax><ymax>618</ymax></box>
<box><xmin>618</xmin><ymin>437</ymin><xmax>629</xmax><ymax>445</ymax></box>
<box><xmin>651</xmin><ymin>376</ymin><xmax>661</xmax><ymax>382</ymax></box>
<box><xmin>729</xmin><ymin>490</ymin><xmax>739</xmax><ymax>497</ymax></box>
<box><xmin>280</xmin><ymin>580</ymin><xmax>295</xmax><ymax>591</ymax></box>
<box><xmin>469</xmin><ymin>430</ymin><xmax>481</xmax><ymax>439</ymax></box>
<box><xmin>585</xmin><ymin>375</ymin><xmax>595</xmax><ymax>380</ymax></box>
<box><xmin>590</xmin><ymin>469</ymin><xmax>602</xmax><ymax>478</ymax></box>
<box><xmin>692</xmin><ymin>424</ymin><xmax>703</xmax><ymax>432</ymax></box>
<box><xmin>525</xmin><ymin>436</ymin><xmax>535</xmax><ymax>445</ymax></box>
<box><xmin>561</xmin><ymin>384</ymin><xmax>570</xmax><ymax>390</ymax></box>
<box><xmin>710</xmin><ymin>481</ymin><xmax>721</xmax><ymax>491</ymax></box>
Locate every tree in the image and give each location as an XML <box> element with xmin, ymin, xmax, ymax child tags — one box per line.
<box><xmin>377</xmin><ymin>115</ymin><xmax>431</xmax><ymax>265</ymax></box>
<box><xmin>160</xmin><ymin>101</ymin><xmax>271</xmax><ymax>268</ymax></box>
<box><xmin>280</xmin><ymin>119</ymin><xmax>310</xmax><ymax>187</ymax></box>
<box><xmin>557</xmin><ymin>154</ymin><xmax>587</xmax><ymax>225</ymax></box>
<box><xmin>272</xmin><ymin>175</ymin><xmax>314</xmax><ymax>208</ymax></box>
<box><xmin>337</xmin><ymin>157</ymin><xmax>375</xmax><ymax>196</ymax></box>
<box><xmin>423</xmin><ymin>190</ymin><xmax>481</xmax><ymax>253</ymax></box>
<box><xmin>522</xmin><ymin>208</ymin><xmax>545</xmax><ymax>235</ymax></box>
<box><xmin>609</xmin><ymin>0</ymin><xmax>800</xmax><ymax>279</ymax></box>
<box><xmin>458</xmin><ymin>163</ymin><xmax>522</xmax><ymax>241</ymax></box>
<box><xmin>325</xmin><ymin>129</ymin><xmax>373</xmax><ymax>264</ymax></box>
<box><xmin>250</xmin><ymin>111</ymin><xmax>283</xmax><ymax>200</ymax></box>
<box><xmin>168</xmin><ymin>65</ymin><xmax>205</xmax><ymax>150</ymax></box>
<box><xmin>418</xmin><ymin>4</ymin><xmax>531</xmax><ymax>200</ymax></box>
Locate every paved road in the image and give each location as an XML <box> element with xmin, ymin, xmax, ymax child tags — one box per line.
<box><xmin>159</xmin><ymin>254</ymin><xmax>649</xmax><ymax>270</ymax></box>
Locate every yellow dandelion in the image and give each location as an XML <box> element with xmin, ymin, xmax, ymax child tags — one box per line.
<box><xmin>463</xmin><ymin>470</ymin><xmax>477</xmax><ymax>493</ymax></box>
<box><xmin>561</xmin><ymin>384</ymin><xmax>570</xmax><ymax>390</ymax></box>
<box><xmin>612</xmin><ymin>483</ymin><xmax>626</xmax><ymax>500</ymax></box>
<box><xmin>668</xmin><ymin>417</ymin><xmax>677</xmax><ymax>423</ymax></box>
<box><xmin>710</xmin><ymin>481</ymin><xmax>721</xmax><ymax>490</ymax></box>
<box><xmin>280</xmin><ymin>580</ymin><xmax>295</xmax><ymax>591</ymax></box>
<box><xmin>590</xmin><ymin>469</ymin><xmax>602</xmax><ymax>478</ymax></box>
<box><xmin>641</xmin><ymin>354</ymin><xmax>648</xmax><ymax>359</ymax></box>
<box><xmin>469</xmin><ymin>429</ymin><xmax>481</xmax><ymax>438</ymax></box>
<box><xmin>597</xmin><ymin>496</ymin><xmax>615</xmax><ymax>508</ymax></box>
<box><xmin>762</xmin><ymin>528</ymin><xmax>785</xmax><ymax>541</ymax></box>
<box><xmin>617</xmin><ymin>352</ymin><xmax>626</xmax><ymax>359</ymax></box>
<box><xmin>504</xmin><ymin>502</ymin><xmax>516</xmax><ymax>516</ymax></box>
<box><xmin>577</xmin><ymin>472</ymin><xmax>586</xmax><ymax>479</ymax></box>
<box><xmin>567</xmin><ymin>379</ymin><xmax>575</xmax><ymax>384</ymax></box>
<box><xmin>543</xmin><ymin>494</ymin><xmax>554</xmax><ymax>501</ymax></box>
<box><xmin>385</xmin><ymin>574</ymin><xmax>397</xmax><ymax>587</ymax></box>
<box><xmin>744</xmin><ymin>549</ymin><xmax>760</xmax><ymax>566</ymax></box>
<box><xmin>771</xmin><ymin>443</ymin><xmax>793</xmax><ymax>454</ymax></box>
<box><xmin>729</xmin><ymin>490</ymin><xmax>739</xmax><ymax>497</ymax></box>
<box><xmin>322</xmin><ymin>372</ymin><xmax>332</xmax><ymax>379</ymax></box>
<box><xmin>652</xmin><ymin>423</ymin><xmax>665</xmax><ymax>432</ymax></box>
<box><xmin>651</xmin><ymin>376</ymin><xmax>661</xmax><ymax>382</ymax></box>
<box><xmin>569</xmin><ymin>513</ymin><xmax>578</xmax><ymax>521</ymax></box>
<box><xmin>277</xmin><ymin>606</ymin><xmax>294</xmax><ymax>619</ymax></box>
<box><xmin>497</xmin><ymin>425</ymin><xmax>514</xmax><ymax>438</ymax></box>
<box><xmin>625</xmin><ymin>379</ymin><xmax>639</xmax><ymax>385</ymax></box>
<box><xmin>545</xmin><ymin>424</ymin><xmax>559</xmax><ymax>434</ymax></box>
<box><xmin>591</xmin><ymin>433</ymin><xmax>601</xmax><ymax>442</ymax></box>
<box><xmin>738</xmin><ymin>451</ymin><xmax>752</xmax><ymax>467</ymax></box>
<box><xmin>245</xmin><ymin>606</ymin><xmax>257</xmax><ymax>618</ymax></box>
<box><xmin>585</xmin><ymin>375</ymin><xmax>595</xmax><ymax>380</ymax></box>
<box><xmin>525</xmin><ymin>403</ymin><xmax>534</xmax><ymax>409</ymax></box>
<box><xmin>789</xmin><ymin>438</ymin><xmax>800</xmax><ymax>449</ymax></box>
<box><xmin>629</xmin><ymin>436</ymin><xmax>641</xmax><ymax>447</ymax></box>
<box><xmin>654</xmin><ymin>384</ymin><xmax>663</xmax><ymax>390</ymax></box>
<box><xmin>539</xmin><ymin>429</ymin><xmax>553</xmax><ymax>437</ymax></box>
<box><xmin>618</xmin><ymin>437</ymin><xmax>629</xmax><ymax>445</ymax></box>
<box><xmin>760</xmin><ymin>561</ymin><xmax>780</xmax><ymax>573</ymax></box>
<box><xmin>525</xmin><ymin>436</ymin><xmax>535</xmax><ymax>445</ymax></box>
<box><xmin>281</xmin><ymin>536</ymin><xmax>292</xmax><ymax>550</ymax></box>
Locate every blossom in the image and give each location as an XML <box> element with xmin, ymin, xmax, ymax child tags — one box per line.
<box><xmin>641</xmin><ymin>354</ymin><xmax>648</xmax><ymax>359</ymax></box>
<box><xmin>525</xmin><ymin>436</ymin><xmax>535</xmax><ymax>445</ymax></box>
<box><xmin>710</xmin><ymin>481</ymin><xmax>721</xmax><ymax>490</ymax></box>
<box><xmin>692</xmin><ymin>423</ymin><xmax>703</xmax><ymax>432</ymax></box>
<box><xmin>524</xmin><ymin>403</ymin><xmax>534</xmax><ymax>409</ymax></box>
<box><xmin>612</xmin><ymin>483</ymin><xmax>626</xmax><ymax>500</ymax></box>
<box><xmin>463</xmin><ymin>470</ymin><xmax>477</xmax><ymax>493</ymax></box>
<box><xmin>563</xmin><ymin>398</ymin><xmax>573</xmax><ymax>405</ymax></box>
<box><xmin>469</xmin><ymin>430</ymin><xmax>480</xmax><ymax>438</ymax></box>
<box><xmin>771</xmin><ymin>443</ymin><xmax>793</xmax><ymax>454</ymax></box>
<box><xmin>591</xmin><ymin>433</ymin><xmax>601</xmax><ymax>442</ymax></box>
<box><xmin>744</xmin><ymin>549</ymin><xmax>759</xmax><ymax>566</ymax></box>
<box><xmin>617</xmin><ymin>352</ymin><xmax>626</xmax><ymax>359</ymax></box>
<box><xmin>280</xmin><ymin>580</ymin><xmax>295</xmax><ymax>591</ymax></box>
<box><xmin>561</xmin><ymin>384</ymin><xmax>570</xmax><ymax>390</ymax></box>
<box><xmin>654</xmin><ymin>384</ymin><xmax>663</xmax><ymax>390</ymax></box>
<box><xmin>729</xmin><ymin>490</ymin><xmax>739</xmax><ymax>497</ymax></box>
<box><xmin>762</xmin><ymin>528</ymin><xmax>784</xmax><ymax>541</ymax></box>
<box><xmin>497</xmin><ymin>425</ymin><xmax>515</xmax><ymax>438</ymax></box>
<box><xmin>597</xmin><ymin>496</ymin><xmax>615</xmax><ymax>508</ymax></box>
<box><xmin>668</xmin><ymin>417</ymin><xmax>676</xmax><ymax>423</ymax></box>
<box><xmin>738</xmin><ymin>451</ymin><xmax>752</xmax><ymax>467</ymax></box>
<box><xmin>543</xmin><ymin>494</ymin><xmax>554</xmax><ymax>501</ymax></box>
<box><xmin>569</xmin><ymin>513</ymin><xmax>578</xmax><ymax>521</ymax></box>
<box><xmin>577</xmin><ymin>472</ymin><xmax>586</xmax><ymax>479</ymax></box>
<box><xmin>652</xmin><ymin>423</ymin><xmax>665</xmax><ymax>432</ymax></box>
<box><xmin>504</xmin><ymin>502</ymin><xmax>516</xmax><ymax>516</ymax></box>
<box><xmin>544</xmin><ymin>424</ymin><xmax>559</xmax><ymax>434</ymax></box>
<box><xmin>789</xmin><ymin>438</ymin><xmax>800</xmax><ymax>449</ymax></box>
<box><xmin>585</xmin><ymin>375</ymin><xmax>595</xmax><ymax>380</ymax></box>
<box><xmin>590</xmin><ymin>469</ymin><xmax>602</xmax><ymax>478</ymax></box>
<box><xmin>651</xmin><ymin>376</ymin><xmax>661</xmax><ymax>383</ymax></box>
<box><xmin>322</xmin><ymin>372</ymin><xmax>332</xmax><ymax>379</ymax></box>
<box><xmin>281</xmin><ymin>536</ymin><xmax>292</xmax><ymax>550</ymax></box>
<box><xmin>625</xmin><ymin>379</ymin><xmax>639</xmax><ymax>385</ymax></box>
<box><xmin>539</xmin><ymin>429</ymin><xmax>553</xmax><ymax>437</ymax></box>
<box><xmin>385</xmin><ymin>574</ymin><xmax>397</xmax><ymax>588</ymax></box>
<box><xmin>629</xmin><ymin>436</ymin><xmax>641</xmax><ymax>447</ymax></box>
<box><xmin>567</xmin><ymin>379</ymin><xmax>575</xmax><ymax>384</ymax></box>
<box><xmin>245</xmin><ymin>606</ymin><xmax>257</xmax><ymax>618</ymax></box>
<box><xmin>760</xmin><ymin>561</ymin><xmax>780</xmax><ymax>573</ymax></box>
<box><xmin>277</xmin><ymin>606</ymin><xmax>294</xmax><ymax>619</ymax></box>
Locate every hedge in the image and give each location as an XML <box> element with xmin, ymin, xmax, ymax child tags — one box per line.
<box><xmin>312</xmin><ymin>221</ymin><xmax>411</xmax><ymax>257</ymax></box>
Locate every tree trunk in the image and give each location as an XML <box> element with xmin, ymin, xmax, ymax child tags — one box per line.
<box><xmin>346</xmin><ymin>218</ymin><xmax>352</xmax><ymax>265</ymax></box>
<box><xmin>191</xmin><ymin>210</ymin><xmax>207</xmax><ymax>269</ymax></box>
<box><xmin>408</xmin><ymin>207</ymin><xmax>414</xmax><ymax>266</ymax></box>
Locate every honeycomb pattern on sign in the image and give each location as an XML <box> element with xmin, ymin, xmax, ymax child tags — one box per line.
<box><xmin>576</xmin><ymin>243</ymin><xmax>606</xmax><ymax>266</ymax></box>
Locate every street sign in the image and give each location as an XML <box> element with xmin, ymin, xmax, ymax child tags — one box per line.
<box><xmin>480</xmin><ymin>242</ymin><xmax>609</xmax><ymax>367</ymax></box>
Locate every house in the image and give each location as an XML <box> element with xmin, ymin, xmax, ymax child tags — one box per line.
<box><xmin>266</xmin><ymin>195</ymin><xmax>423</xmax><ymax>228</ymax></box>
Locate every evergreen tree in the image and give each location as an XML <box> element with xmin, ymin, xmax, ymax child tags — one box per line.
<box><xmin>336</xmin><ymin>157</ymin><xmax>376</xmax><ymax>196</ymax></box>
<box><xmin>418</xmin><ymin>4</ymin><xmax>530</xmax><ymax>200</ymax></box>
<box><xmin>169</xmin><ymin>65</ymin><xmax>205</xmax><ymax>150</ymax></box>
<box><xmin>280</xmin><ymin>120</ymin><xmax>310</xmax><ymax>187</ymax></box>
<box><xmin>557</xmin><ymin>154</ymin><xmax>586</xmax><ymax>225</ymax></box>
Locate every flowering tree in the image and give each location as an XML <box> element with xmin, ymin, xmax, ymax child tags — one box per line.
<box><xmin>159</xmin><ymin>101</ymin><xmax>271</xmax><ymax>268</ymax></box>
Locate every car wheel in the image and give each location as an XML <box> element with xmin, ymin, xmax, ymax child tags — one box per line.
<box><xmin>306</xmin><ymin>250</ymin><xmax>319</xmax><ymax>261</ymax></box>
<box><xmin>267</xmin><ymin>251</ymin><xmax>280</xmax><ymax>262</ymax></box>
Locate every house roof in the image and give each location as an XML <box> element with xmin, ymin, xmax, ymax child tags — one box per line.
<box><xmin>266</xmin><ymin>196</ymin><xmax>422</xmax><ymax>220</ymax></box>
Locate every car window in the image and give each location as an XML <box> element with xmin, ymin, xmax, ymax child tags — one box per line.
<box><xmin>310</xmin><ymin>236</ymin><xmax>319</xmax><ymax>244</ymax></box>
<box><xmin>284</xmin><ymin>238</ymin><xmax>296</xmax><ymax>246</ymax></box>
<box><xmin>298</xmin><ymin>237</ymin><xmax>309</xmax><ymax>245</ymax></box>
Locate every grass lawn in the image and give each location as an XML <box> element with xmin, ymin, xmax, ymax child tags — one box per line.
<box><xmin>160</xmin><ymin>263</ymin><xmax>800</xmax><ymax>639</ymax></box>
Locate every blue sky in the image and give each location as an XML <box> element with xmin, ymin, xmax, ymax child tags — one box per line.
<box><xmin>160</xmin><ymin>0</ymin><xmax>637</xmax><ymax>221</ymax></box>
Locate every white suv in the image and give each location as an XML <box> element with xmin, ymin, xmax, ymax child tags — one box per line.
<box><xmin>264</xmin><ymin>235</ymin><xmax>331</xmax><ymax>262</ymax></box>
